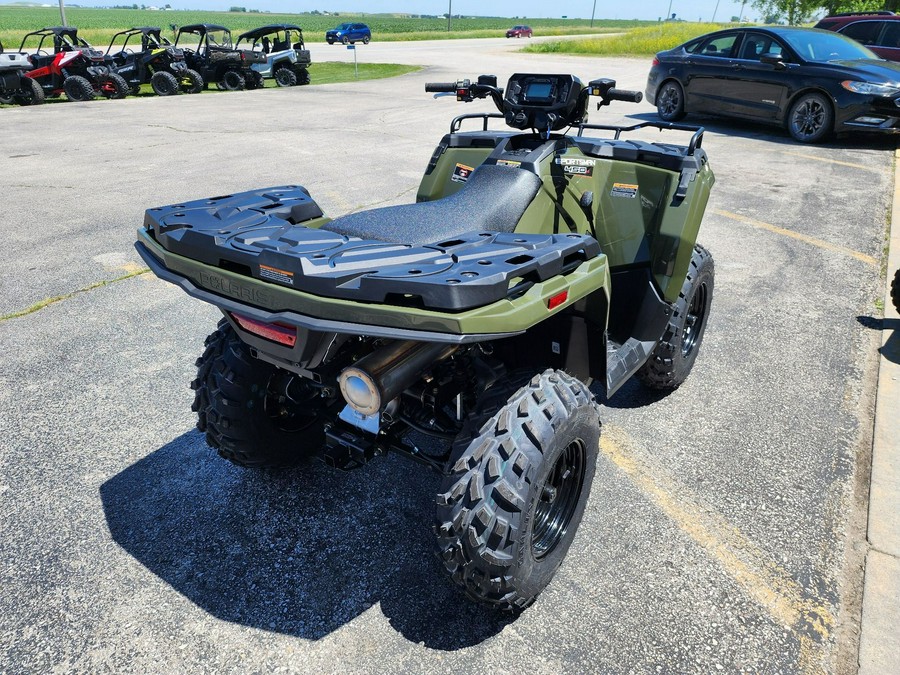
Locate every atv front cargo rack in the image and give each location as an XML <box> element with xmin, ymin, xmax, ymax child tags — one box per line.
<box><xmin>142</xmin><ymin>186</ymin><xmax>601</xmax><ymax>311</ymax></box>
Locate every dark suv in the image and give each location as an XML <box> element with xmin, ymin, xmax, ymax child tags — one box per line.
<box><xmin>325</xmin><ymin>23</ymin><xmax>370</xmax><ymax>45</ymax></box>
<box><xmin>815</xmin><ymin>11</ymin><xmax>900</xmax><ymax>61</ymax></box>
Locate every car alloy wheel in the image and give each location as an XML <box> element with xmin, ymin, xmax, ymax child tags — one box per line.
<box><xmin>788</xmin><ymin>93</ymin><xmax>832</xmax><ymax>143</ymax></box>
<box><xmin>657</xmin><ymin>81</ymin><xmax>685</xmax><ymax>122</ymax></box>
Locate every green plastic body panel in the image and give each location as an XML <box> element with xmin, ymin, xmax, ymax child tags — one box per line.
<box><xmin>415</xmin><ymin>133</ymin><xmax>714</xmax><ymax>304</ymax></box>
<box><xmin>137</xmin><ymin>229</ymin><xmax>610</xmax><ymax>337</ymax></box>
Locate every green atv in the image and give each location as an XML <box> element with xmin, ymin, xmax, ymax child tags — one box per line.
<box><xmin>136</xmin><ymin>72</ymin><xmax>715</xmax><ymax>611</ymax></box>
<box><xmin>106</xmin><ymin>27</ymin><xmax>203</xmax><ymax>96</ymax></box>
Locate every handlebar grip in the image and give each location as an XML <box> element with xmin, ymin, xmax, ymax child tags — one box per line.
<box><xmin>425</xmin><ymin>82</ymin><xmax>457</xmax><ymax>93</ymax></box>
<box><xmin>607</xmin><ymin>88</ymin><xmax>643</xmax><ymax>103</ymax></box>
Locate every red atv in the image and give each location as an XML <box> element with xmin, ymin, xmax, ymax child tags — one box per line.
<box><xmin>21</xmin><ymin>26</ymin><xmax>128</xmax><ymax>101</ymax></box>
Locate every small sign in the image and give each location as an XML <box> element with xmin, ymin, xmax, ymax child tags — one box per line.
<box><xmin>346</xmin><ymin>44</ymin><xmax>355</xmax><ymax>50</ymax></box>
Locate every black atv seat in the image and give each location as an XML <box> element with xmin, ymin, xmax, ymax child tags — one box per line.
<box><xmin>321</xmin><ymin>164</ymin><xmax>543</xmax><ymax>246</ymax></box>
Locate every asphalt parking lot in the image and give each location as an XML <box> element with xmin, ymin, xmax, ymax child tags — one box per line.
<box><xmin>0</xmin><ymin>38</ymin><xmax>894</xmax><ymax>672</ymax></box>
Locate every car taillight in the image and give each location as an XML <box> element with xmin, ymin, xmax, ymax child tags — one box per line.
<box><xmin>651</xmin><ymin>57</ymin><xmax>660</xmax><ymax>67</ymax></box>
<box><xmin>231</xmin><ymin>313</ymin><xmax>297</xmax><ymax>347</ymax></box>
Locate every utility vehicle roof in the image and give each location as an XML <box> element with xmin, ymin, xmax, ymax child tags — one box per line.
<box><xmin>237</xmin><ymin>24</ymin><xmax>303</xmax><ymax>40</ymax></box>
<box><xmin>178</xmin><ymin>24</ymin><xmax>230</xmax><ymax>33</ymax></box>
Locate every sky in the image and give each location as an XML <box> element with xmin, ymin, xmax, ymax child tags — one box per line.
<box><xmin>50</xmin><ymin>2</ymin><xmax>760</xmax><ymax>23</ymax></box>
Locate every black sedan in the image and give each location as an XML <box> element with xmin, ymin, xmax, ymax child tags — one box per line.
<box><xmin>645</xmin><ymin>26</ymin><xmax>900</xmax><ymax>143</ymax></box>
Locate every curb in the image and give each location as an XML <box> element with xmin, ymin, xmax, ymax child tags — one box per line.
<box><xmin>857</xmin><ymin>149</ymin><xmax>900</xmax><ymax>673</ymax></box>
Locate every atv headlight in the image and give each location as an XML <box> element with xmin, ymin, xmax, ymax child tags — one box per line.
<box><xmin>841</xmin><ymin>80</ymin><xmax>900</xmax><ymax>96</ymax></box>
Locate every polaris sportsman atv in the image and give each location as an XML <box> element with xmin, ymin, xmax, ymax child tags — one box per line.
<box><xmin>106</xmin><ymin>27</ymin><xmax>203</xmax><ymax>96</ymax></box>
<box><xmin>0</xmin><ymin>39</ymin><xmax>44</xmax><ymax>106</ymax></box>
<box><xmin>174</xmin><ymin>23</ymin><xmax>265</xmax><ymax>91</ymax></box>
<box><xmin>136</xmin><ymin>73</ymin><xmax>715</xmax><ymax>611</ymax></box>
<box><xmin>21</xmin><ymin>27</ymin><xmax>128</xmax><ymax>101</ymax></box>
<box><xmin>235</xmin><ymin>24</ymin><xmax>311</xmax><ymax>87</ymax></box>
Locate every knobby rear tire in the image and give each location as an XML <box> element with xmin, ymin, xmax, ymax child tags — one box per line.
<box><xmin>191</xmin><ymin>321</ymin><xmax>324</xmax><ymax>468</ymax></box>
<box><xmin>891</xmin><ymin>268</ymin><xmax>900</xmax><ymax>315</ymax></box>
<box><xmin>435</xmin><ymin>369</ymin><xmax>600</xmax><ymax>612</ymax></box>
<box><xmin>637</xmin><ymin>244</ymin><xmax>714</xmax><ymax>390</ymax></box>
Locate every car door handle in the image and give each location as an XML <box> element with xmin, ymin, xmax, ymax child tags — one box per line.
<box><xmin>731</xmin><ymin>63</ymin><xmax>742</xmax><ymax>70</ymax></box>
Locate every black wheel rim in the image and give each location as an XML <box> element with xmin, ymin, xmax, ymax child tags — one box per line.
<box><xmin>791</xmin><ymin>98</ymin><xmax>826</xmax><ymax>140</ymax></box>
<box><xmin>659</xmin><ymin>85</ymin><xmax>680</xmax><ymax>117</ymax></box>
<box><xmin>264</xmin><ymin>372</ymin><xmax>322</xmax><ymax>433</ymax></box>
<box><xmin>531</xmin><ymin>439</ymin><xmax>586</xmax><ymax>561</ymax></box>
<box><xmin>682</xmin><ymin>281</ymin><xmax>709</xmax><ymax>358</ymax></box>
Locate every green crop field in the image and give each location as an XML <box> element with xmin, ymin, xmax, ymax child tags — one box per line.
<box><xmin>0</xmin><ymin>6</ymin><xmax>653</xmax><ymax>49</ymax></box>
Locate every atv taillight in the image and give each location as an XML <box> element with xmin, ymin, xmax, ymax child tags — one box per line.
<box><xmin>231</xmin><ymin>313</ymin><xmax>297</xmax><ymax>347</ymax></box>
<box><xmin>547</xmin><ymin>290</ymin><xmax>568</xmax><ymax>310</ymax></box>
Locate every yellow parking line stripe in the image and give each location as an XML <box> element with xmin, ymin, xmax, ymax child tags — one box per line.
<box><xmin>599</xmin><ymin>427</ymin><xmax>835</xmax><ymax>657</ymax></box>
<box><xmin>780</xmin><ymin>150</ymin><xmax>887</xmax><ymax>173</ymax></box>
<box><xmin>713</xmin><ymin>209</ymin><xmax>878</xmax><ymax>267</ymax></box>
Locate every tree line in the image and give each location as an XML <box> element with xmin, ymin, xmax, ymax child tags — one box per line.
<box><xmin>752</xmin><ymin>0</ymin><xmax>900</xmax><ymax>24</ymax></box>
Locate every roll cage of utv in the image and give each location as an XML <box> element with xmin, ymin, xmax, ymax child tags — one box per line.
<box><xmin>20</xmin><ymin>26</ymin><xmax>98</xmax><ymax>63</ymax></box>
<box><xmin>235</xmin><ymin>23</ymin><xmax>311</xmax><ymax>86</ymax></box>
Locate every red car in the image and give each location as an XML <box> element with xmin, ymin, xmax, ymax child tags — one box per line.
<box><xmin>815</xmin><ymin>11</ymin><xmax>900</xmax><ymax>61</ymax></box>
<box><xmin>506</xmin><ymin>25</ymin><xmax>533</xmax><ymax>38</ymax></box>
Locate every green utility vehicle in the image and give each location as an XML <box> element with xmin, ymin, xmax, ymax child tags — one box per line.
<box><xmin>136</xmin><ymin>73</ymin><xmax>715</xmax><ymax>611</ymax></box>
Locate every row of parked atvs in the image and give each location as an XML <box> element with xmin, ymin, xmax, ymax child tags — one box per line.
<box><xmin>0</xmin><ymin>23</ymin><xmax>311</xmax><ymax>106</ymax></box>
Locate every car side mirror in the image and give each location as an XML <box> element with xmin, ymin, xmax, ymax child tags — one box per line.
<box><xmin>760</xmin><ymin>53</ymin><xmax>786</xmax><ymax>70</ymax></box>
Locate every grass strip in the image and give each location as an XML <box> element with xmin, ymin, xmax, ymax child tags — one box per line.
<box><xmin>0</xmin><ymin>268</ymin><xmax>149</xmax><ymax>322</ymax></box>
<box><xmin>0</xmin><ymin>62</ymin><xmax>420</xmax><ymax>107</ymax></box>
<box><xmin>522</xmin><ymin>22</ymin><xmax>731</xmax><ymax>57</ymax></box>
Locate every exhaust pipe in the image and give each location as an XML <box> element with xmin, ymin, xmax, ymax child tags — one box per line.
<box><xmin>338</xmin><ymin>340</ymin><xmax>458</xmax><ymax>416</ymax></box>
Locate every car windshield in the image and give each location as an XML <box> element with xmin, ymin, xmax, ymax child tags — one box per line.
<box><xmin>780</xmin><ymin>30</ymin><xmax>878</xmax><ymax>61</ymax></box>
<box><xmin>337</xmin><ymin>23</ymin><xmax>352</xmax><ymax>30</ymax></box>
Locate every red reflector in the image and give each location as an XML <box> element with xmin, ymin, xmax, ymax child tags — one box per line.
<box><xmin>547</xmin><ymin>290</ymin><xmax>568</xmax><ymax>310</ymax></box>
<box><xmin>231</xmin><ymin>313</ymin><xmax>297</xmax><ymax>347</ymax></box>
<box><xmin>652</xmin><ymin>57</ymin><xmax>660</xmax><ymax>67</ymax></box>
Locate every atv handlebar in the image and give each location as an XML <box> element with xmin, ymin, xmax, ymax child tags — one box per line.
<box><xmin>605</xmin><ymin>88</ymin><xmax>643</xmax><ymax>104</ymax></box>
<box><xmin>425</xmin><ymin>82</ymin><xmax>457</xmax><ymax>93</ymax></box>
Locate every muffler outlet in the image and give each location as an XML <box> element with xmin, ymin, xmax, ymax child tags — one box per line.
<box><xmin>338</xmin><ymin>341</ymin><xmax>458</xmax><ymax>416</ymax></box>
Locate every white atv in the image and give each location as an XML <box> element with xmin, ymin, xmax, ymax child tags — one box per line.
<box><xmin>0</xmin><ymin>40</ymin><xmax>43</xmax><ymax>106</ymax></box>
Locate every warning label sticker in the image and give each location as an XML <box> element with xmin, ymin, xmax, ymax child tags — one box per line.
<box><xmin>259</xmin><ymin>264</ymin><xmax>295</xmax><ymax>285</ymax></box>
<box><xmin>451</xmin><ymin>163</ymin><xmax>474</xmax><ymax>183</ymax></box>
<box><xmin>611</xmin><ymin>183</ymin><xmax>638</xmax><ymax>199</ymax></box>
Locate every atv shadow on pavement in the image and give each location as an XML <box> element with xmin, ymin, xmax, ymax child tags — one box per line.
<box><xmin>100</xmin><ymin>431</ymin><xmax>511</xmax><ymax>650</ymax></box>
<box><xmin>594</xmin><ymin>378</ymin><xmax>670</xmax><ymax>410</ymax></box>
<box><xmin>857</xmin><ymin>315</ymin><xmax>900</xmax><ymax>365</ymax></box>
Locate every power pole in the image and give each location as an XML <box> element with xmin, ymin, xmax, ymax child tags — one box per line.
<box><xmin>591</xmin><ymin>0</ymin><xmax>597</xmax><ymax>27</ymax></box>
<box><xmin>448</xmin><ymin>0</ymin><xmax>452</xmax><ymax>32</ymax></box>
<box><xmin>58</xmin><ymin>0</ymin><xmax>67</xmax><ymax>26</ymax></box>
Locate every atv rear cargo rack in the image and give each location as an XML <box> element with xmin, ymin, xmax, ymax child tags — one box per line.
<box><xmin>141</xmin><ymin>186</ymin><xmax>601</xmax><ymax>312</ymax></box>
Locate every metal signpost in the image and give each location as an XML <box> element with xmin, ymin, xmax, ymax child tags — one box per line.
<box><xmin>347</xmin><ymin>44</ymin><xmax>357</xmax><ymax>79</ymax></box>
